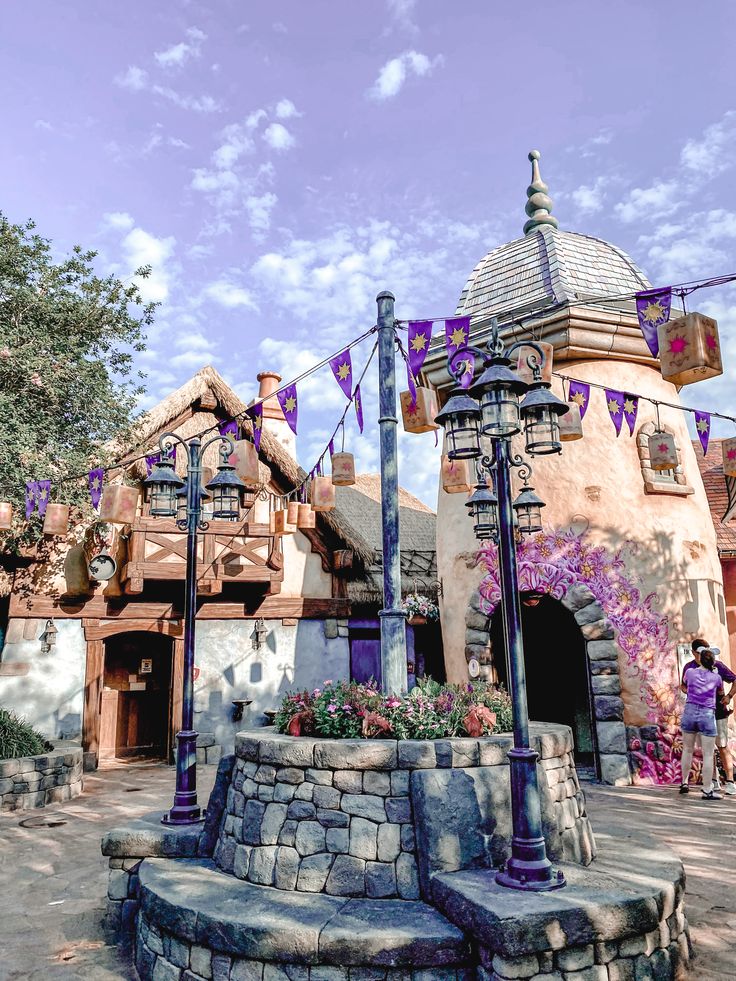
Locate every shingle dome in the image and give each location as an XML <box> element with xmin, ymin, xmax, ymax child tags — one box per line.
<box><xmin>456</xmin><ymin>151</ymin><xmax>650</xmax><ymax>321</ymax></box>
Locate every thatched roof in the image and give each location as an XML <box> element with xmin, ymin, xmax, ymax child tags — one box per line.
<box><xmin>116</xmin><ymin>366</ymin><xmax>374</xmax><ymax>565</ymax></box>
<box><xmin>333</xmin><ymin>474</ymin><xmax>437</xmax><ymax>605</ymax></box>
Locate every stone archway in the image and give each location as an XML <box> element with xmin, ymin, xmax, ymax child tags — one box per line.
<box><xmin>465</xmin><ymin>582</ymin><xmax>631</xmax><ymax>785</ymax></box>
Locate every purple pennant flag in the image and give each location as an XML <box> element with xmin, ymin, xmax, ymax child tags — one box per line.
<box><xmin>622</xmin><ymin>394</ymin><xmax>639</xmax><ymax>436</ymax></box>
<box><xmin>605</xmin><ymin>389</ymin><xmax>625</xmax><ymax>436</ymax></box>
<box><xmin>407</xmin><ymin>320</ymin><xmax>432</xmax><ymax>397</ymax></box>
<box><xmin>568</xmin><ymin>380</ymin><xmax>590</xmax><ymax>419</ymax></box>
<box><xmin>329</xmin><ymin>350</ymin><xmax>353</xmax><ymax>400</ymax></box>
<box><xmin>694</xmin><ymin>410</ymin><xmax>711</xmax><ymax>455</ymax></box>
<box><xmin>328</xmin><ymin>438</ymin><xmax>335</xmax><ymax>458</ymax></box>
<box><xmin>25</xmin><ymin>481</ymin><xmax>37</xmax><ymax>519</ymax></box>
<box><xmin>36</xmin><ymin>480</ymin><xmax>51</xmax><ymax>517</ymax></box>
<box><xmin>277</xmin><ymin>384</ymin><xmax>299</xmax><ymax>435</ymax></box>
<box><xmin>636</xmin><ymin>288</ymin><xmax>672</xmax><ymax>358</ymax></box>
<box><xmin>353</xmin><ymin>384</ymin><xmax>364</xmax><ymax>433</ymax></box>
<box><xmin>145</xmin><ymin>452</ymin><xmax>160</xmax><ymax>475</ymax></box>
<box><xmin>219</xmin><ymin>419</ymin><xmax>239</xmax><ymax>439</ymax></box>
<box><xmin>246</xmin><ymin>402</ymin><xmax>263</xmax><ymax>452</ymax></box>
<box><xmin>88</xmin><ymin>468</ymin><xmax>104</xmax><ymax>509</ymax></box>
<box><xmin>445</xmin><ymin>316</ymin><xmax>471</xmax><ymax>357</ymax></box>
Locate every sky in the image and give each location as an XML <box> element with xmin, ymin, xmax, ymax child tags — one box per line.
<box><xmin>2</xmin><ymin>0</ymin><xmax>736</xmax><ymax>508</ymax></box>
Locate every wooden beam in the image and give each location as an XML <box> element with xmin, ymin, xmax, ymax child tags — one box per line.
<box><xmin>83</xmin><ymin>619</ymin><xmax>184</xmax><ymax>641</ymax></box>
<box><xmin>82</xmin><ymin>637</ymin><xmax>104</xmax><ymax>762</ymax></box>
<box><xmin>11</xmin><ymin>593</ymin><xmax>351</xmax><ymax>620</ymax></box>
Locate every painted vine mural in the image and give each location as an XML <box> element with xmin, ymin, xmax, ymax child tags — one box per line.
<box><xmin>477</xmin><ymin>527</ymin><xmax>689</xmax><ymax>784</ymax></box>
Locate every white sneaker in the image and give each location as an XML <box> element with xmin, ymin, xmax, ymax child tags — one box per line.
<box><xmin>724</xmin><ymin>782</ymin><xmax>736</xmax><ymax>796</ymax></box>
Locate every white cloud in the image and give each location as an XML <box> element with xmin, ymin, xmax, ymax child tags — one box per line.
<box><xmin>614</xmin><ymin>180</ymin><xmax>679</xmax><ymax>224</ymax></box>
<box><xmin>115</xmin><ymin>65</ymin><xmax>149</xmax><ymax>91</ymax></box>
<box><xmin>368</xmin><ymin>50</ymin><xmax>442</xmax><ymax>100</ymax></box>
<box><xmin>191</xmin><ymin>168</ymin><xmax>241</xmax><ymax>195</ymax></box>
<box><xmin>245</xmin><ymin>192</ymin><xmax>278</xmax><ymax>233</ymax></box>
<box><xmin>275</xmin><ymin>99</ymin><xmax>300</xmax><ymax>120</ymax></box>
<box><xmin>34</xmin><ymin>119</ymin><xmax>53</xmax><ymax>132</ymax></box>
<box><xmin>154</xmin><ymin>27</ymin><xmax>207</xmax><ymax>70</ymax></box>
<box><xmin>680</xmin><ymin>110</ymin><xmax>736</xmax><ymax>174</ymax></box>
<box><xmin>151</xmin><ymin>86</ymin><xmax>221</xmax><ymax>113</ymax></box>
<box><xmin>386</xmin><ymin>0</ymin><xmax>419</xmax><ymax>33</ymax></box>
<box><xmin>263</xmin><ymin>122</ymin><xmax>295</xmax><ymax>151</ymax></box>
<box><xmin>102</xmin><ymin>211</ymin><xmax>136</xmax><ymax>231</ymax></box>
<box><xmin>570</xmin><ymin>177</ymin><xmax>609</xmax><ymax>215</ymax></box>
<box><xmin>119</xmin><ymin>226</ymin><xmax>177</xmax><ymax>303</ymax></box>
<box><xmin>212</xmin><ymin>122</ymin><xmax>255</xmax><ymax>169</ymax></box>
<box><xmin>203</xmin><ymin>280</ymin><xmax>258</xmax><ymax>309</ymax></box>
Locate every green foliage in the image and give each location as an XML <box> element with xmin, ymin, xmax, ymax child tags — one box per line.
<box><xmin>274</xmin><ymin>676</ymin><xmax>513</xmax><ymax>740</ymax></box>
<box><xmin>0</xmin><ymin>214</ymin><xmax>155</xmax><ymax>551</ymax></box>
<box><xmin>0</xmin><ymin>707</ymin><xmax>48</xmax><ymax>759</ymax></box>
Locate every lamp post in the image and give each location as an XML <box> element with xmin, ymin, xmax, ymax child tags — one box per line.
<box><xmin>435</xmin><ymin>317</ymin><xmax>568</xmax><ymax>892</ymax></box>
<box><xmin>144</xmin><ymin>434</ymin><xmax>246</xmax><ymax>825</ymax></box>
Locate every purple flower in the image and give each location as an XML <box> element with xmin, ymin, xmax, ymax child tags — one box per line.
<box><xmin>327</xmin><ymin>704</ymin><xmax>337</xmax><ymax>713</ymax></box>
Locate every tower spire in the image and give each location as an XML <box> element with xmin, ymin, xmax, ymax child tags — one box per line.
<box><xmin>523</xmin><ymin>150</ymin><xmax>558</xmax><ymax>235</ymax></box>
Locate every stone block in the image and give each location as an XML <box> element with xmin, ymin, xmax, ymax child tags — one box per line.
<box><xmin>333</xmin><ymin>769</ymin><xmax>363</xmax><ymax>793</ymax></box>
<box><xmin>153</xmin><ymin>956</ymin><xmax>181</xmax><ymax>980</ymax></box>
<box><xmin>108</xmin><ymin>869</ymin><xmax>130</xmax><ymax>901</ymax></box>
<box><xmin>317</xmin><ymin>808</ymin><xmax>349</xmax><ymax>828</ymax></box>
<box><xmin>561</xmin><ymin>583</ymin><xmax>597</xmax><ymax>612</ymax></box>
<box><xmin>326</xmin><ymin>828</ymin><xmax>349</xmax><ymax>853</ymax></box>
<box><xmin>385</xmin><ymin>796</ymin><xmax>412</xmax><ymax>823</ymax></box>
<box><xmin>396</xmin><ymin>852</ymin><xmax>420</xmax><ymax>899</ymax></box>
<box><xmin>306</xmin><ymin>768</ymin><xmax>334</xmax><ymax>786</ymax></box>
<box><xmin>591</xmin><ymin>675</ymin><xmax>622</xmax><ymax>696</ymax></box>
<box><xmin>366</xmin><ymin>861</ymin><xmax>397</xmax><ymax>898</ymax></box>
<box><xmin>243</xmin><ymin>799</ymin><xmax>266</xmax><ymax>845</ymax></box>
<box><xmin>397</xmin><ymin>741</ymin><xmax>437</xmax><ymax>769</ymax></box>
<box><xmin>0</xmin><ymin>760</ymin><xmax>20</xmax><ymax>778</ymax></box>
<box><xmin>276</xmin><ymin>767</ymin><xmax>305</xmax><ymax>785</ymax></box>
<box><xmin>263</xmin><ymin>966</ymin><xmax>290</xmax><ymax>981</ymax></box>
<box><xmin>294</xmin><ymin>782</ymin><xmax>315</xmax><ymax>801</ymax></box>
<box><xmin>466</xmin><ymin>626</ymin><xmax>491</xmax><ymax>646</ymax></box>
<box><xmin>314</xmin><ymin>740</ymin><xmax>398</xmax><ymax>770</ymax></box>
<box><xmin>595</xmin><ymin>696</ymin><xmax>625</xmax><ymax>722</ymax></box>
<box><xmin>377</xmin><ymin>823</ymin><xmax>401</xmax><ymax>862</ymax></box>
<box><xmin>340</xmin><ymin>794</ymin><xmax>386</xmax><ymax>823</ymax></box>
<box><xmin>274</xmin><ymin>783</ymin><xmax>296</xmax><ymax>803</ymax></box>
<box><xmin>478</xmin><ymin>737</ymin><xmax>514</xmax><ymax>766</ymax></box>
<box><xmin>248</xmin><ymin>845</ymin><xmax>278</xmax><ymax>885</ymax></box>
<box><xmin>256</xmin><ymin>735</ymin><xmax>316</xmax><ymax>768</ymax></box>
<box><xmin>324</xmin><ymin>618</ymin><xmax>339</xmax><ymax>639</ymax></box>
<box><xmin>350</xmin><ymin>817</ymin><xmax>378</xmax><ymax>860</ymax></box>
<box><xmin>491</xmin><ymin>952</ymin><xmax>540</xmax><ymax>977</ymax></box>
<box><xmin>296</xmin><ymin>852</ymin><xmax>334</xmax><ymax>892</ymax></box>
<box><xmin>136</xmin><ymin>943</ymin><xmax>157</xmax><ymax>979</ymax></box>
<box><xmin>212</xmin><ymin>954</ymin><xmax>232</xmax><ymax>981</ymax></box>
<box><xmin>255</xmin><ymin>764</ymin><xmax>277</xmax><ymax>785</ymax></box>
<box><xmin>556</xmin><ymin>944</ymin><xmax>594</xmax><ymax>971</ymax></box>
<box><xmin>363</xmin><ymin>771</ymin><xmax>391</xmax><ymax>796</ymax></box>
<box><xmin>232</xmin><ymin>791</ymin><xmax>246</xmax><ymax>817</ymax></box>
<box><xmin>197</xmin><ymin>748</ymin><xmax>207</xmax><ymax>765</ymax></box>
<box><xmin>191</xmin><ymin>945</ymin><xmax>213</xmax><ymax>979</ymax></box>
<box><xmin>260</xmin><ymin>803</ymin><xmax>288</xmax><ymax>845</ymax></box>
<box><xmin>401</xmin><ymin>824</ymin><xmax>415</xmax><ymax>852</ymax></box>
<box><xmin>278</xmin><ymin>820</ymin><xmax>298</xmax><ymax>847</ymax></box>
<box><xmin>466</xmin><ymin>607</ymin><xmax>491</xmax><ymax>630</ymax></box>
<box><xmin>288</xmin><ymin>800</ymin><xmax>317</xmax><ymax>820</ymax></box>
<box><xmin>596</xmin><ymin>722</ymin><xmax>627</xmax><ymax>755</ymax></box>
<box><xmin>284</xmin><ymin>968</ymin><xmax>310</xmax><ymax>981</ymax></box>
<box><xmin>230</xmin><ymin>959</ymin><xmax>263</xmax><ymax>980</ymax></box>
<box><xmin>325</xmin><ymin>855</ymin><xmax>366</xmax><ymax>896</ymax></box>
<box><xmin>449</xmin><ymin>739</ymin><xmax>480</xmax><ymax>767</ymax></box>
<box><xmin>309</xmin><ymin>970</ymin><xmax>348</xmax><ymax>981</ymax></box>
<box><xmin>243</xmin><ymin>778</ymin><xmax>258</xmax><ymax>797</ymax></box>
<box><xmin>390</xmin><ymin>771</ymin><xmax>409</xmax><ymax>796</ymax></box>
<box><xmin>233</xmin><ymin>844</ymin><xmax>252</xmax><ymax>879</ymax></box>
<box><xmin>273</xmin><ymin>845</ymin><xmax>300</xmax><ymax>890</ymax></box>
<box><xmin>313</xmin><ymin>784</ymin><xmax>342</xmax><ymax>809</ymax></box>
<box><xmin>165</xmin><ymin>934</ymin><xmax>191</xmax><ymax>968</ymax></box>
<box><xmin>581</xmin><ymin>619</ymin><xmax>615</xmax><ymax>641</ymax></box>
<box><xmin>197</xmin><ymin>732</ymin><xmax>216</xmax><ymax>748</ymax></box>
<box><xmin>608</xmin><ymin>960</ymin><xmax>636</xmax><ymax>981</ymax></box>
<box><xmin>0</xmin><ymin>777</ymin><xmax>15</xmax><ymax>795</ymax></box>
<box><xmin>574</xmin><ymin>602</ymin><xmax>606</xmax><ymax>626</ymax></box>
<box><xmin>295</xmin><ymin>820</ymin><xmax>326</xmax><ymax>856</ymax></box>
<box><xmin>586</xmin><ymin>640</ymin><xmax>619</xmax><ymax>662</ymax></box>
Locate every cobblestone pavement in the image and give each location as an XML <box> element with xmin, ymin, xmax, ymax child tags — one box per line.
<box><xmin>0</xmin><ymin>768</ymin><xmax>733</xmax><ymax>979</ymax></box>
<box><xmin>585</xmin><ymin>783</ymin><xmax>736</xmax><ymax>981</ymax></box>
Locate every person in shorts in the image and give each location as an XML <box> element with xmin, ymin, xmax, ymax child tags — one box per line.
<box><xmin>679</xmin><ymin>648</ymin><xmax>724</xmax><ymax>799</ymax></box>
<box><xmin>681</xmin><ymin>638</ymin><xmax>736</xmax><ymax>795</ymax></box>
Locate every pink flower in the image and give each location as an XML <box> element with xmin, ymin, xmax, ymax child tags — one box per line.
<box><xmin>327</xmin><ymin>704</ymin><xmax>337</xmax><ymax>713</ymax></box>
<box><xmin>324</xmin><ymin>680</ymin><xmax>333</xmax><ymax>685</ymax></box>
<box><xmin>342</xmin><ymin>704</ymin><xmax>352</xmax><ymax>712</ymax></box>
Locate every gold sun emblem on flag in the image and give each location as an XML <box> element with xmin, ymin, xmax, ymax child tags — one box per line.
<box><xmin>623</xmin><ymin>398</ymin><xmax>636</xmax><ymax>416</ymax></box>
<box><xmin>354</xmin><ymin>396</ymin><xmax>360</xmax><ymax>413</ymax></box>
<box><xmin>570</xmin><ymin>391</ymin><xmax>586</xmax><ymax>408</ymax></box>
<box><xmin>337</xmin><ymin>362</ymin><xmax>351</xmax><ymax>381</ymax></box>
<box><xmin>91</xmin><ymin>475</ymin><xmax>101</xmax><ymax>490</ymax></box>
<box><xmin>449</xmin><ymin>327</ymin><xmax>467</xmax><ymax>349</ymax></box>
<box><xmin>696</xmin><ymin>417</ymin><xmax>709</xmax><ymax>434</ymax></box>
<box><xmin>642</xmin><ymin>300</ymin><xmax>665</xmax><ymax>324</ymax></box>
<box><xmin>284</xmin><ymin>396</ymin><xmax>297</xmax><ymax>414</ymax></box>
<box><xmin>410</xmin><ymin>332</ymin><xmax>428</xmax><ymax>352</ymax></box>
<box><xmin>253</xmin><ymin>415</ymin><xmax>262</xmax><ymax>430</ymax></box>
<box><xmin>607</xmin><ymin>398</ymin><xmax>621</xmax><ymax>415</ymax></box>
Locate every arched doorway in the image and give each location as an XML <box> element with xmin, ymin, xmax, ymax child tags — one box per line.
<box><xmin>99</xmin><ymin>631</ymin><xmax>173</xmax><ymax>761</ymax></box>
<box><xmin>489</xmin><ymin>593</ymin><xmax>597</xmax><ymax>770</ymax></box>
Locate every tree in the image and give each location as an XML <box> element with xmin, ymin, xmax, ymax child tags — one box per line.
<box><xmin>0</xmin><ymin>214</ymin><xmax>155</xmax><ymax>551</ymax></box>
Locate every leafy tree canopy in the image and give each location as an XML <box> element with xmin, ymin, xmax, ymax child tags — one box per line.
<box><xmin>0</xmin><ymin>214</ymin><xmax>154</xmax><ymax>551</ymax></box>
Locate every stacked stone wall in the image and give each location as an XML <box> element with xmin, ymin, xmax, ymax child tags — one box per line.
<box><xmin>0</xmin><ymin>741</ymin><xmax>83</xmax><ymax>810</ymax></box>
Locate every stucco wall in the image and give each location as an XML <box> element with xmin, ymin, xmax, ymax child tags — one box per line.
<box><xmin>722</xmin><ymin>559</ymin><xmax>736</xmax><ymax>671</ymax></box>
<box><xmin>0</xmin><ymin>619</ymin><xmax>86</xmax><ymax>740</ymax></box>
<box><xmin>438</xmin><ymin>359</ymin><xmax>727</xmax><ymax>728</ymax></box>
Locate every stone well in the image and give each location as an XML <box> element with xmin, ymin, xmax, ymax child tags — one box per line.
<box><xmin>102</xmin><ymin>725</ymin><xmax>691</xmax><ymax>980</ymax></box>
<box><xmin>0</xmin><ymin>740</ymin><xmax>83</xmax><ymax>811</ymax></box>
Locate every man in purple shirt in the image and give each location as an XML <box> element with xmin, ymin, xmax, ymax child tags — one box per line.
<box><xmin>681</xmin><ymin>638</ymin><xmax>736</xmax><ymax>795</ymax></box>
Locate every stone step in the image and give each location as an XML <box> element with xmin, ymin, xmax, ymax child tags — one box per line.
<box><xmin>138</xmin><ymin>857</ymin><xmax>471</xmax><ymax>969</ymax></box>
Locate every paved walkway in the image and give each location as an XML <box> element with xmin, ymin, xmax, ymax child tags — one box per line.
<box><xmin>0</xmin><ymin>768</ymin><xmax>733</xmax><ymax>979</ymax></box>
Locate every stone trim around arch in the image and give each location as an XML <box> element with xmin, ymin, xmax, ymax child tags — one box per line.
<box><xmin>465</xmin><ymin>582</ymin><xmax>631</xmax><ymax>786</ymax></box>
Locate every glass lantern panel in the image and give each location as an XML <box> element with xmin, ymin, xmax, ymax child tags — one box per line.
<box><xmin>480</xmin><ymin>386</ymin><xmax>520</xmax><ymax>438</ymax></box>
<box><xmin>447</xmin><ymin>412</ymin><xmax>481</xmax><ymax>459</ymax></box>
<box><xmin>524</xmin><ymin>408</ymin><xmax>561</xmax><ymax>456</ymax></box>
<box><xmin>212</xmin><ymin>487</ymin><xmax>240</xmax><ymax>521</ymax></box>
<box><xmin>517</xmin><ymin>504</ymin><xmax>542</xmax><ymax>534</ymax></box>
<box><xmin>150</xmin><ymin>484</ymin><xmax>177</xmax><ymax>518</ymax></box>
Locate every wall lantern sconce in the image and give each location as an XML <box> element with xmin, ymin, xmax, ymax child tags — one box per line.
<box><xmin>40</xmin><ymin>619</ymin><xmax>58</xmax><ymax>654</ymax></box>
<box><xmin>253</xmin><ymin>618</ymin><xmax>268</xmax><ymax>651</ymax></box>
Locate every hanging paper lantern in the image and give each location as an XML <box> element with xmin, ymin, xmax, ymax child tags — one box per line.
<box><xmin>559</xmin><ymin>401</ymin><xmax>583</xmax><ymax>441</ymax></box>
<box><xmin>648</xmin><ymin>432</ymin><xmax>678</xmax><ymax>471</ymax></box>
<box><xmin>228</xmin><ymin>439</ymin><xmax>261</xmax><ymax>488</ymax></box>
<box><xmin>311</xmin><ymin>475</ymin><xmax>336</xmax><ymax>512</ymax></box>
<box><xmin>287</xmin><ymin>500</ymin><xmax>300</xmax><ymax>526</ymax></box>
<box><xmin>42</xmin><ymin>503</ymin><xmax>70</xmax><ymax>536</ymax></box>
<box><xmin>722</xmin><ymin>438</ymin><xmax>736</xmax><ymax>478</ymax></box>
<box><xmin>400</xmin><ymin>387</ymin><xmax>439</xmax><ymax>434</ymax></box>
<box><xmin>296</xmin><ymin>503</ymin><xmax>316</xmax><ymax>529</ymax></box>
<box><xmin>0</xmin><ymin>502</ymin><xmax>12</xmax><ymax>530</ymax></box>
<box><xmin>441</xmin><ymin>455</ymin><xmax>472</xmax><ymax>494</ymax></box>
<box><xmin>64</xmin><ymin>544</ymin><xmax>91</xmax><ymax>597</ymax></box>
<box><xmin>270</xmin><ymin>507</ymin><xmax>296</xmax><ymax>535</ymax></box>
<box><xmin>99</xmin><ymin>485</ymin><xmax>140</xmax><ymax>525</ymax></box>
<box><xmin>331</xmin><ymin>452</ymin><xmax>356</xmax><ymax>486</ymax></box>
<box><xmin>658</xmin><ymin>313</ymin><xmax>722</xmax><ymax>386</ymax></box>
<box><xmin>516</xmin><ymin>341</ymin><xmax>554</xmax><ymax>386</ymax></box>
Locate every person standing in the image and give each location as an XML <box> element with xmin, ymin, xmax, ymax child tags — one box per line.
<box><xmin>682</xmin><ymin>639</ymin><xmax>736</xmax><ymax>795</ymax></box>
<box><xmin>679</xmin><ymin>648</ymin><xmax>724</xmax><ymax>799</ymax></box>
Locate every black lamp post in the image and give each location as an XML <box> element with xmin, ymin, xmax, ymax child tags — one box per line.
<box><xmin>435</xmin><ymin>317</ymin><xmax>569</xmax><ymax>892</ymax></box>
<box><xmin>144</xmin><ymin>434</ymin><xmax>246</xmax><ymax>825</ymax></box>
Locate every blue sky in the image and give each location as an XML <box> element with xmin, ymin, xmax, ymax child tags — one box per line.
<box><xmin>2</xmin><ymin>0</ymin><xmax>736</xmax><ymax>505</ymax></box>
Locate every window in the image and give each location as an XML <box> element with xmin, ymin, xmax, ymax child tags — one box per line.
<box><xmin>636</xmin><ymin>422</ymin><xmax>693</xmax><ymax>497</ymax></box>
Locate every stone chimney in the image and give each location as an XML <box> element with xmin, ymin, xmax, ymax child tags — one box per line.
<box><xmin>254</xmin><ymin>371</ymin><xmax>295</xmax><ymax>458</ymax></box>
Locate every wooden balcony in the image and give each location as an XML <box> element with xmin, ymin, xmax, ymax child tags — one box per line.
<box><xmin>121</xmin><ymin>517</ymin><xmax>284</xmax><ymax>596</ymax></box>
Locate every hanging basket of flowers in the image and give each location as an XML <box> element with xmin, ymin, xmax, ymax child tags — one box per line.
<box><xmin>401</xmin><ymin>593</ymin><xmax>440</xmax><ymax>625</ymax></box>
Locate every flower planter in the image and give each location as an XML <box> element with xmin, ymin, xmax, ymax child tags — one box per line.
<box><xmin>408</xmin><ymin>615</ymin><xmax>427</xmax><ymax>625</ymax></box>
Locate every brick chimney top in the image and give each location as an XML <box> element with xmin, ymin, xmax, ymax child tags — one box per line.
<box><xmin>257</xmin><ymin>371</ymin><xmax>281</xmax><ymax>398</ymax></box>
